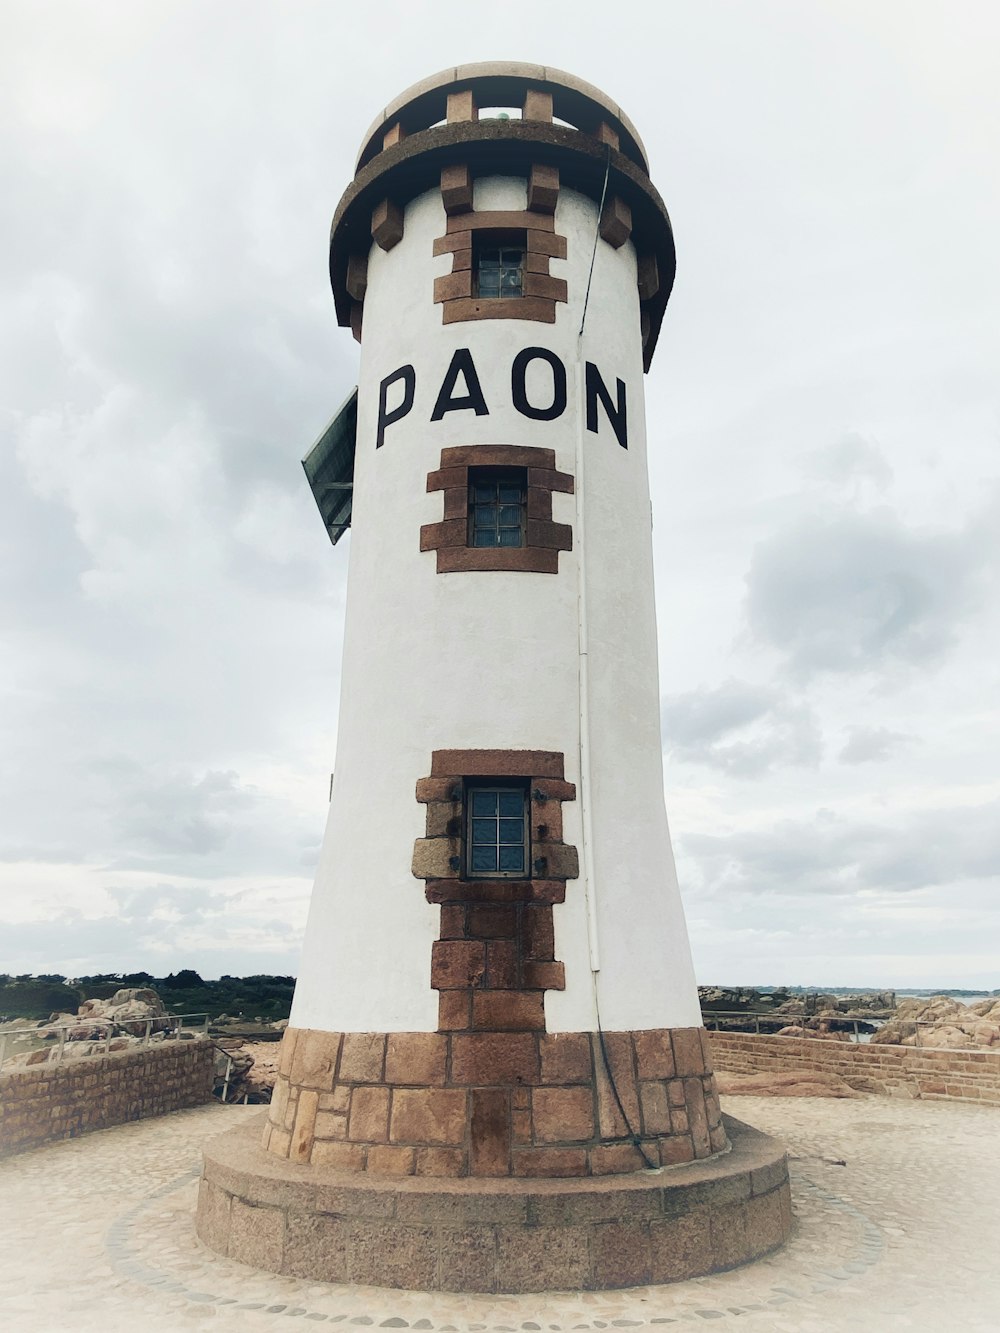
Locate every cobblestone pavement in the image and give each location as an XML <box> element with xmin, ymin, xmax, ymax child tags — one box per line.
<box><xmin>0</xmin><ymin>1095</ymin><xmax>997</xmax><ymax>1332</ymax></box>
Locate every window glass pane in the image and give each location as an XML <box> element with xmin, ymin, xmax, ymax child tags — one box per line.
<box><xmin>468</xmin><ymin>469</ymin><xmax>526</xmax><ymax>550</ymax></box>
<box><xmin>498</xmin><ymin>818</ymin><xmax>523</xmax><ymax>843</ymax></box>
<box><xmin>472</xmin><ymin>818</ymin><xmax>496</xmax><ymax>845</ymax></box>
<box><xmin>475</xmin><ymin>237</ymin><xmax>524</xmax><ymax>299</ymax></box>
<box><xmin>498</xmin><ymin>791</ymin><xmax>523</xmax><ymax>817</ymax></box>
<box><xmin>472</xmin><ymin>844</ymin><xmax>499</xmax><ymax>873</ymax></box>
<box><xmin>472</xmin><ymin>790</ymin><xmax>497</xmax><ymax>816</ymax></box>
<box><xmin>498</xmin><ymin>845</ymin><xmax>525</xmax><ymax>873</ymax></box>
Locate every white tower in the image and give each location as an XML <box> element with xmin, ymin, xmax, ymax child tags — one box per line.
<box><xmin>199</xmin><ymin>64</ymin><xmax>790</xmax><ymax>1294</ymax></box>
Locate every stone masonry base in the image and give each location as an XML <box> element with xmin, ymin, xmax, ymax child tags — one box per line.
<box><xmin>265</xmin><ymin>1026</ymin><xmax>726</xmax><ymax>1176</ymax></box>
<box><xmin>197</xmin><ymin>1112</ymin><xmax>791</xmax><ymax>1292</ymax></box>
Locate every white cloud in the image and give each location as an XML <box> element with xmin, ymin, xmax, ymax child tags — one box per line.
<box><xmin>662</xmin><ymin>679</ymin><xmax>822</xmax><ymax>777</ymax></box>
<box><xmin>744</xmin><ymin>502</ymin><xmax>992</xmax><ymax>677</ymax></box>
<box><xmin>838</xmin><ymin>726</ymin><xmax>914</xmax><ymax>765</ymax></box>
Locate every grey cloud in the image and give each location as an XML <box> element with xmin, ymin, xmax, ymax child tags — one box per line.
<box><xmin>662</xmin><ymin>679</ymin><xmax>822</xmax><ymax>777</ymax></box>
<box><xmin>802</xmin><ymin>432</ymin><xmax>893</xmax><ymax>493</ymax></box>
<box><xmin>114</xmin><ymin>768</ymin><xmax>256</xmax><ymax>857</ymax></box>
<box><xmin>1</xmin><ymin>751</ymin><xmax>324</xmax><ymax>883</ymax></box>
<box><xmin>744</xmin><ymin>504</ymin><xmax>990</xmax><ymax>677</ymax></box>
<box><xmin>0</xmin><ymin>895</ymin><xmax>306</xmax><ymax>980</ymax></box>
<box><xmin>839</xmin><ymin>726</ymin><xmax>915</xmax><ymax>765</ymax></box>
<box><xmin>681</xmin><ymin>800</ymin><xmax>1000</xmax><ymax>899</ymax></box>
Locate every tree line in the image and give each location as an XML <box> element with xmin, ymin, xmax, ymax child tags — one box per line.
<box><xmin>0</xmin><ymin>972</ymin><xmax>296</xmax><ymax>1022</ymax></box>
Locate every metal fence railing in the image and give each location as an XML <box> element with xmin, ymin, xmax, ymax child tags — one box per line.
<box><xmin>0</xmin><ymin>1012</ymin><xmax>210</xmax><ymax>1073</ymax></box>
<box><xmin>701</xmin><ymin>1010</ymin><xmax>938</xmax><ymax>1046</ymax></box>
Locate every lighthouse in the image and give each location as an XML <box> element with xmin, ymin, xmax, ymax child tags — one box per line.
<box><xmin>198</xmin><ymin>62</ymin><xmax>791</xmax><ymax>1293</ymax></box>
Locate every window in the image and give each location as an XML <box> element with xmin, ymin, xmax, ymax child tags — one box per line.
<box><xmin>468</xmin><ymin>468</ymin><xmax>526</xmax><ymax>548</ymax></box>
<box><xmin>466</xmin><ymin>782</ymin><xmax>529</xmax><ymax>877</ymax></box>
<box><xmin>474</xmin><ymin>233</ymin><xmax>525</xmax><ymax>298</ymax></box>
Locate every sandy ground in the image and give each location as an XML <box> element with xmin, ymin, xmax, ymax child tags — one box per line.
<box><xmin>0</xmin><ymin>1094</ymin><xmax>998</xmax><ymax>1332</ymax></box>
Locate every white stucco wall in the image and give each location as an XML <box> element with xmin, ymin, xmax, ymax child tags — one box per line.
<box><xmin>290</xmin><ymin>174</ymin><xmax>701</xmax><ymax>1035</ymax></box>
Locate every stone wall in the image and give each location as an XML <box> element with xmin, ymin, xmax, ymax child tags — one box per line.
<box><xmin>708</xmin><ymin>1032</ymin><xmax>1000</xmax><ymax>1105</ymax></box>
<box><xmin>0</xmin><ymin>1039</ymin><xmax>215</xmax><ymax>1157</ymax></box>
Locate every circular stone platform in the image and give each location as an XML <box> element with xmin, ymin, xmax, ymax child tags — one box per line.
<box><xmin>197</xmin><ymin>1112</ymin><xmax>790</xmax><ymax>1293</ymax></box>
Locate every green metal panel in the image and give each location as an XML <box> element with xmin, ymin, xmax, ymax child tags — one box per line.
<box><xmin>302</xmin><ymin>387</ymin><xmax>357</xmax><ymax>545</ymax></box>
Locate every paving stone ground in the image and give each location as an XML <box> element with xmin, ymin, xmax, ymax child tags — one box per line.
<box><xmin>0</xmin><ymin>1095</ymin><xmax>997</xmax><ymax>1332</ymax></box>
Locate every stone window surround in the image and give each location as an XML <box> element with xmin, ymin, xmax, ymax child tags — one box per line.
<box><xmin>433</xmin><ymin>190</ymin><xmax>568</xmax><ymax>325</ymax></box>
<box><xmin>420</xmin><ymin>444</ymin><xmax>573</xmax><ymax>574</ymax></box>
<box><xmin>412</xmin><ymin>749</ymin><xmax>579</xmax><ymax>1035</ymax></box>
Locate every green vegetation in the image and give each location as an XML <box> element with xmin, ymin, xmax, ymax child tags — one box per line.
<box><xmin>0</xmin><ymin>976</ymin><xmax>82</xmax><ymax>1018</ymax></box>
<box><xmin>0</xmin><ymin>973</ymin><xmax>296</xmax><ymax>1022</ymax></box>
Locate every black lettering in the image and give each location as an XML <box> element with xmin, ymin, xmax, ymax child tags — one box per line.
<box><xmin>585</xmin><ymin>361</ymin><xmax>628</xmax><ymax>449</ymax></box>
<box><xmin>511</xmin><ymin>346</ymin><xmax>567</xmax><ymax>421</ymax></box>
<box><xmin>376</xmin><ymin>364</ymin><xmax>416</xmax><ymax>448</ymax></box>
<box><xmin>430</xmin><ymin>348</ymin><xmax>489</xmax><ymax>421</ymax></box>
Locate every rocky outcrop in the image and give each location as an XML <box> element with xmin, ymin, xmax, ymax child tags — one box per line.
<box><xmin>212</xmin><ymin>1039</ymin><xmax>278</xmax><ymax>1103</ymax></box>
<box><xmin>775</xmin><ymin>1023</ymin><xmax>850</xmax><ymax>1041</ymax></box>
<box><xmin>699</xmin><ymin>987</ymin><xmax>895</xmax><ymax>1029</ymax></box>
<box><xmin>4</xmin><ymin>989</ymin><xmax>176</xmax><ymax>1069</ymax></box>
<box><xmin>47</xmin><ymin>988</ymin><xmax>171</xmax><ymax>1040</ymax></box>
<box><xmin>717</xmin><ymin>1069</ymin><xmax>863</xmax><ymax>1098</ymax></box>
<box><xmin>699</xmin><ymin>987</ymin><xmax>791</xmax><ymax>1012</ymax></box>
<box><xmin>872</xmin><ymin>996</ymin><xmax>1000</xmax><ymax>1050</ymax></box>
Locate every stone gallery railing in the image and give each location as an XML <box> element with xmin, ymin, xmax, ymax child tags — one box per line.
<box><xmin>707</xmin><ymin>1030</ymin><xmax>1000</xmax><ymax>1106</ymax></box>
<box><xmin>0</xmin><ymin>1012</ymin><xmax>210</xmax><ymax>1073</ymax></box>
<box><xmin>701</xmin><ymin>1009</ymin><xmax>939</xmax><ymax>1043</ymax></box>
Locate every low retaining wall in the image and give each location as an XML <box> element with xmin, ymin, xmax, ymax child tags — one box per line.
<box><xmin>0</xmin><ymin>1038</ymin><xmax>215</xmax><ymax>1157</ymax></box>
<box><xmin>708</xmin><ymin>1032</ymin><xmax>1000</xmax><ymax>1106</ymax></box>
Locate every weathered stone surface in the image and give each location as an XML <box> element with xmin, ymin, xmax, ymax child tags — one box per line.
<box><xmin>199</xmin><ymin>1112</ymin><xmax>791</xmax><ymax>1291</ymax></box>
<box><xmin>717</xmin><ymin>1070</ymin><xmax>864</xmax><ymax>1098</ymax></box>
<box><xmin>389</xmin><ymin>1088</ymin><xmax>467</xmax><ymax>1145</ymax></box>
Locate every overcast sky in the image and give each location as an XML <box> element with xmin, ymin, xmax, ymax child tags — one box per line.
<box><xmin>2</xmin><ymin>1</ymin><xmax>998</xmax><ymax>990</ymax></box>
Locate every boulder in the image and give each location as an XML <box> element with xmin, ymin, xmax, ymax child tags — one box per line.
<box><xmin>240</xmin><ymin>1040</ymin><xmax>280</xmax><ymax>1101</ymax></box>
<box><xmin>775</xmin><ymin>1023</ymin><xmax>850</xmax><ymax>1041</ymax></box>
<box><xmin>717</xmin><ymin>1069</ymin><xmax>863</xmax><ymax>1098</ymax></box>
<box><xmin>872</xmin><ymin>995</ymin><xmax>999</xmax><ymax>1049</ymax></box>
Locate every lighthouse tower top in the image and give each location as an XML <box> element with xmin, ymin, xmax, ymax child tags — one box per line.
<box><xmin>328</xmin><ymin>61</ymin><xmax>676</xmax><ymax>369</ymax></box>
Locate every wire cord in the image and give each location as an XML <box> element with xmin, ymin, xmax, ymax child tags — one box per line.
<box><xmin>578</xmin><ymin>144</ymin><xmax>612</xmax><ymax>338</ymax></box>
<box><xmin>596</xmin><ymin>1021</ymin><xmax>658</xmax><ymax>1170</ymax></box>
